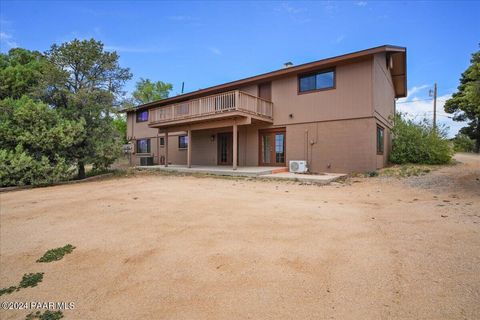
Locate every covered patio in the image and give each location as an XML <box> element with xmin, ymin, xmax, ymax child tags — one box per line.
<box><xmin>148</xmin><ymin>90</ymin><xmax>275</xmax><ymax>170</ymax></box>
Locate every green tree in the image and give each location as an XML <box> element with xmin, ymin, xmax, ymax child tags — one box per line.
<box><xmin>452</xmin><ymin>133</ymin><xmax>475</xmax><ymax>152</ymax></box>
<box><xmin>112</xmin><ymin>115</ymin><xmax>127</xmax><ymax>143</ymax></box>
<box><xmin>0</xmin><ymin>97</ymin><xmax>84</xmax><ymax>186</ymax></box>
<box><xmin>132</xmin><ymin>78</ymin><xmax>172</xmax><ymax>104</ymax></box>
<box><xmin>0</xmin><ymin>48</ymin><xmax>47</xmax><ymax>100</ymax></box>
<box><xmin>42</xmin><ymin>39</ymin><xmax>132</xmax><ymax>178</ymax></box>
<box><xmin>444</xmin><ymin>47</ymin><xmax>480</xmax><ymax>152</ymax></box>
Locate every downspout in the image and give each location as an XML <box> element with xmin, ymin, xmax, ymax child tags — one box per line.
<box><xmin>304</xmin><ymin>129</ymin><xmax>308</xmax><ymax>163</ymax></box>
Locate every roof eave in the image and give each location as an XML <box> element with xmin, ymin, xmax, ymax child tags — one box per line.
<box><xmin>121</xmin><ymin>45</ymin><xmax>407</xmax><ymax>112</ymax></box>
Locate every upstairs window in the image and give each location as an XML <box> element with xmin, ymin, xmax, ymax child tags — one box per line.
<box><xmin>178</xmin><ymin>135</ymin><xmax>188</xmax><ymax>149</ymax></box>
<box><xmin>377</xmin><ymin>126</ymin><xmax>384</xmax><ymax>155</ymax></box>
<box><xmin>136</xmin><ymin>139</ymin><xmax>150</xmax><ymax>154</ymax></box>
<box><xmin>159</xmin><ymin>137</ymin><xmax>165</xmax><ymax>146</ymax></box>
<box><xmin>136</xmin><ymin>110</ymin><xmax>148</xmax><ymax>122</ymax></box>
<box><xmin>299</xmin><ymin>69</ymin><xmax>335</xmax><ymax>93</ymax></box>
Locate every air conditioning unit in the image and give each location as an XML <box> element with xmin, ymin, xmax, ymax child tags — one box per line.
<box><xmin>289</xmin><ymin>160</ymin><xmax>308</xmax><ymax>173</ymax></box>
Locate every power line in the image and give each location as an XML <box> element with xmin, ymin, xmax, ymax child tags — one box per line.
<box><xmin>402</xmin><ymin>111</ymin><xmax>453</xmax><ymax>119</ymax></box>
<box><xmin>396</xmin><ymin>97</ymin><xmax>449</xmax><ymax>104</ymax></box>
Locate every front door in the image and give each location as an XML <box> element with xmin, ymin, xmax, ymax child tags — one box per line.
<box><xmin>217</xmin><ymin>133</ymin><xmax>233</xmax><ymax>165</ymax></box>
<box><xmin>259</xmin><ymin>129</ymin><xmax>286</xmax><ymax>166</ymax></box>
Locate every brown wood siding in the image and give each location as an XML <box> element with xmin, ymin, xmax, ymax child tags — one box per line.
<box><xmin>271</xmin><ymin>59</ymin><xmax>373</xmax><ymax>126</ymax></box>
<box><xmin>258</xmin><ymin>82</ymin><xmax>272</xmax><ymax>101</ymax></box>
<box><xmin>285</xmin><ymin>118</ymin><xmax>377</xmax><ymax>173</ymax></box>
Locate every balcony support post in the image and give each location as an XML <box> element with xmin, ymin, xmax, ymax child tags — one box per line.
<box><xmin>187</xmin><ymin>128</ymin><xmax>192</xmax><ymax>168</ymax></box>
<box><xmin>235</xmin><ymin>90</ymin><xmax>240</xmax><ymax>110</ymax></box>
<box><xmin>164</xmin><ymin>129</ymin><xmax>169</xmax><ymax>167</ymax></box>
<box><xmin>233</xmin><ymin>119</ymin><xmax>238</xmax><ymax>170</ymax></box>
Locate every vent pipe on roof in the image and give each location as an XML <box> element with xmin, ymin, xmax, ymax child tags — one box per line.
<box><xmin>283</xmin><ymin>61</ymin><xmax>293</xmax><ymax>68</ymax></box>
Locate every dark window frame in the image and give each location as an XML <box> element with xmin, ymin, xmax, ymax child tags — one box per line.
<box><xmin>178</xmin><ymin>135</ymin><xmax>188</xmax><ymax>149</ymax></box>
<box><xmin>377</xmin><ymin>125</ymin><xmax>385</xmax><ymax>155</ymax></box>
<box><xmin>159</xmin><ymin>137</ymin><xmax>165</xmax><ymax>147</ymax></box>
<box><xmin>297</xmin><ymin>68</ymin><xmax>336</xmax><ymax>94</ymax></box>
<box><xmin>136</xmin><ymin>138</ymin><xmax>151</xmax><ymax>154</ymax></box>
<box><xmin>136</xmin><ymin>110</ymin><xmax>149</xmax><ymax>122</ymax></box>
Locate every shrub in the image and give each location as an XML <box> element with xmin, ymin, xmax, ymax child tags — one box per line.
<box><xmin>390</xmin><ymin>113</ymin><xmax>453</xmax><ymax>165</ymax></box>
<box><xmin>366</xmin><ymin>170</ymin><xmax>379</xmax><ymax>177</ymax></box>
<box><xmin>0</xmin><ymin>286</ymin><xmax>17</xmax><ymax>296</ymax></box>
<box><xmin>26</xmin><ymin>310</ymin><xmax>64</xmax><ymax>320</ymax></box>
<box><xmin>1</xmin><ymin>272</ymin><xmax>44</xmax><ymax>296</ymax></box>
<box><xmin>381</xmin><ymin>164</ymin><xmax>432</xmax><ymax>178</ymax></box>
<box><xmin>452</xmin><ymin>133</ymin><xmax>475</xmax><ymax>152</ymax></box>
<box><xmin>19</xmin><ymin>272</ymin><xmax>44</xmax><ymax>289</ymax></box>
<box><xmin>0</xmin><ymin>145</ymin><xmax>74</xmax><ymax>187</ymax></box>
<box><xmin>0</xmin><ymin>97</ymin><xmax>83</xmax><ymax>187</ymax></box>
<box><xmin>37</xmin><ymin>244</ymin><xmax>76</xmax><ymax>263</ymax></box>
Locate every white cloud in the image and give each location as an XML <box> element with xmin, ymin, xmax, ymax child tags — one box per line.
<box><xmin>397</xmin><ymin>94</ymin><xmax>451</xmax><ymax>119</ymax></box>
<box><xmin>104</xmin><ymin>45</ymin><xmax>170</xmax><ymax>54</ymax></box>
<box><xmin>396</xmin><ymin>86</ymin><xmax>468</xmax><ymax>138</ymax></box>
<box><xmin>274</xmin><ymin>2</ymin><xmax>311</xmax><ymax>23</ymax></box>
<box><xmin>208</xmin><ymin>47</ymin><xmax>222</xmax><ymax>55</ymax></box>
<box><xmin>397</xmin><ymin>84</ymin><xmax>430</xmax><ymax>102</ymax></box>
<box><xmin>335</xmin><ymin>35</ymin><xmax>345</xmax><ymax>43</ymax></box>
<box><xmin>276</xmin><ymin>2</ymin><xmax>304</xmax><ymax>14</ymax></box>
<box><xmin>322</xmin><ymin>1</ymin><xmax>338</xmax><ymax>13</ymax></box>
<box><xmin>0</xmin><ymin>18</ymin><xmax>18</xmax><ymax>51</ymax></box>
<box><xmin>0</xmin><ymin>31</ymin><xmax>18</xmax><ymax>50</ymax></box>
<box><xmin>57</xmin><ymin>28</ymin><xmax>103</xmax><ymax>44</ymax></box>
<box><xmin>356</xmin><ymin>1</ymin><xmax>367</xmax><ymax>6</ymax></box>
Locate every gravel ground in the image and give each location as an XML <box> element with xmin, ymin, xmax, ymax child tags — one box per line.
<box><xmin>0</xmin><ymin>153</ymin><xmax>479</xmax><ymax>320</ymax></box>
<box><xmin>403</xmin><ymin>153</ymin><xmax>480</xmax><ymax>195</ymax></box>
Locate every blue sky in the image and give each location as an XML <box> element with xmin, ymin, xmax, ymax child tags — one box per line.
<box><xmin>1</xmin><ymin>1</ymin><xmax>479</xmax><ymax>137</ymax></box>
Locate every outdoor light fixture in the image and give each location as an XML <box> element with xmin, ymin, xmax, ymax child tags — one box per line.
<box><xmin>210</xmin><ymin>135</ymin><xmax>215</xmax><ymax>142</ymax></box>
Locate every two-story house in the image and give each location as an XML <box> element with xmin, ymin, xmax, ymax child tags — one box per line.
<box><xmin>124</xmin><ymin>45</ymin><xmax>406</xmax><ymax>173</ymax></box>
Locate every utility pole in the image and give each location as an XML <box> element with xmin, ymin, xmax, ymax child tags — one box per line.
<box><xmin>432</xmin><ymin>83</ymin><xmax>438</xmax><ymax>129</ymax></box>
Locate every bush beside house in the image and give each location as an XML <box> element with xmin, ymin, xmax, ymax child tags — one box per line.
<box><xmin>389</xmin><ymin>113</ymin><xmax>453</xmax><ymax>165</ymax></box>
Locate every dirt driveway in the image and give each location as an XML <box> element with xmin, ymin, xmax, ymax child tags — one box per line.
<box><xmin>1</xmin><ymin>154</ymin><xmax>479</xmax><ymax>319</ymax></box>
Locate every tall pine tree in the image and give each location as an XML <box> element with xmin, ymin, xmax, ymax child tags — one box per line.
<box><xmin>445</xmin><ymin>47</ymin><xmax>480</xmax><ymax>152</ymax></box>
<box><xmin>43</xmin><ymin>39</ymin><xmax>132</xmax><ymax>178</ymax></box>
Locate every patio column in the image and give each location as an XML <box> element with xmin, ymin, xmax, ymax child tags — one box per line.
<box><xmin>164</xmin><ymin>129</ymin><xmax>168</xmax><ymax>167</ymax></box>
<box><xmin>233</xmin><ymin>120</ymin><xmax>238</xmax><ymax>170</ymax></box>
<box><xmin>187</xmin><ymin>129</ymin><xmax>192</xmax><ymax>168</ymax></box>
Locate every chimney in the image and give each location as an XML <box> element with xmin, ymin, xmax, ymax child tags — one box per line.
<box><xmin>283</xmin><ymin>61</ymin><xmax>293</xmax><ymax>68</ymax></box>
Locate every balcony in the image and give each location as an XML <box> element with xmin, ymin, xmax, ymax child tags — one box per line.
<box><xmin>148</xmin><ymin>90</ymin><xmax>273</xmax><ymax>128</ymax></box>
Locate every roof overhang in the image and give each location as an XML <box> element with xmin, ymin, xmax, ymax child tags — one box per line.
<box><xmin>122</xmin><ymin>45</ymin><xmax>407</xmax><ymax>112</ymax></box>
<box><xmin>388</xmin><ymin>49</ymin><xmax>407</xmax><ymax>98</ymax></box>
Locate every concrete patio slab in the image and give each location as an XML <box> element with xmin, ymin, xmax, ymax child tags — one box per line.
<box><xmin>137</xmin><ymin>164</ymin><xmax>345</xmax><ymax>184</ymax></box>
<box><xmin>260</xmin><ymin>172</ymin><xmax>347</xmax><ymax>184</ymax></box>
<box><xmin>137</xmin><ymin>165</ymin><xmax>287</xmax><ymax>177</ymax></box>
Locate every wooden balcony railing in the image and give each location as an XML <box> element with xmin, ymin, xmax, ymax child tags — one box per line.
<box><xmin>149</xmin><ymin>90</ymin><xmax>273</xmax><ymax>124</ymax></box>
